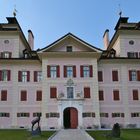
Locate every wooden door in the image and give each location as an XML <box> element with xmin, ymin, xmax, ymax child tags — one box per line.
<box><xmin>70</xmin><ymin>108</ymin><xmax>78</xmax><ymax>129</ymax></box>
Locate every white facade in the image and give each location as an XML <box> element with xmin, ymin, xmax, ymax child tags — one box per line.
<box><xmin>0</xmin><ymin>17</ymin><xmax>140</xmax><ymax>129</ymax></box>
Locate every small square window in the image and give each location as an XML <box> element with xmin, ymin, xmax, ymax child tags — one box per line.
<box><xmin>66</xmin><ymin>46</ymin><xmax>72</xmax><ymax>52</ymax></box>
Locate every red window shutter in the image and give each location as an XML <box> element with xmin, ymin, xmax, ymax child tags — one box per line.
<box><xmin>89</xmin><ymin>65</ymin><xmax>93</xmax><ymax>77</ymax></box>
<box><xmin>47</xmin><ymin>65</ymin><xmax>51</xmax><ymax>78</ymax></box>
<box><xmin>133</xmin><ymin>90</ymin><xmax>139</xmax><ymax>100</ymax></box>
<box><xmin>64</xmin><ymin>66</ymin><xmax>67</xmax><ymax>78</ymax></box>
<box><xmin>1</xmin><ymin>90</ymin><xmax>7</xmax><ymax>101</ymax></box>
<box><xmin>98</xmin><ymin>71</ymin><xmax>103</xmax><ymax>82</ymax></box>
<box><xmin>73</xmin><ymin>66</ymin><xmax>76</xmax><ymax>77</ymax></box>
<box><xmin>84</xmin><ymin>87</ymin><xmax>90</xmax><ymax>98</ymax></box>
<box><xmin>0</xmin><ymin>70</ymin><xmax>2</xmax><ymax>81</ymax></box>
<box><xmin>137</xmin><ymin>71</ymin><xmax>140</xmax><ymax>81</ymax></box>
<box><xmin>129</xmin><ymin>70</ymin><xmax>132</xmax><ymax>81</ymax></box>
<box><xmin>18</xmin><ymin>71</ymin><xmax>22</xmax><ymax>82</ymax></box>
<box><xmin>99</xmin><ymin>90</ymin><xmax>104</xmax><ymax>101</ymax></box>
<box><xmin>50</xmin><ymin>87</ymin><xmax>57</xmax><ymax>98</ymax></box>
<box><xmin>7</xmin><ymin>70</ymin><xmax>11</xmax><ymax>81</ymax></box>
<box><xmin>112</xmin><ymin>70</ymin><xmax>118</xmax><ymax>81</ymax></box>
<box><xmin>80</xmin><ymin>66</ymin><xmax>83</xmax><ymax>77</ymax></box>
<box><xmin>57</xmin><ymin>65</ymin><xmax>60</xmax><ymax>78</ymax></box>
<box><xmin>21</xmin><ymin>90</ymin><xmax>27</xmax><ymax>101</ymax></box>
<box><xmin>27</xmin><ymin>71</ymin><xmax>30</xmax><ymax>82</ymax></box>
<box><xmin>113</xmin><ymin>90</ymin><xmax>120</xmax><ymax>101</ymax></box>
<box><xmin>36</xmin><ymin>90</ymin><xmax>42</xmax><ymax>101</ymax></box>
<box><xmin>34</xmin><ymin>71</ymin><xmax>37</xmax><ymax>82</ymax></box>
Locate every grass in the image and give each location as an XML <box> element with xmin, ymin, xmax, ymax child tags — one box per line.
<box><xmin>0</xmin><ymin>129</ymin><xmax>55</xmax><ymax>140</ymax></box>
<box><xmin>87</xmin><ymin>129</ymin><xmax>140</xmax><ymax>140</ymax></box>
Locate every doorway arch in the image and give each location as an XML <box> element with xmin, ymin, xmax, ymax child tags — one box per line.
<box><xmin>63</xmin><ymin>107</ymin><xmax>78</xmax><ymax>129</ymax></box>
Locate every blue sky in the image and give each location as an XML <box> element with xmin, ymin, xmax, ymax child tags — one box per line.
<box><xmin>0</xmin><ymin>0</ymin><xmax>140</xmax><ymax>50</ymax></box>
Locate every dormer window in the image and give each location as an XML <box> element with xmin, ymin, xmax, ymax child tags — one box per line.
<box><xmin>127</xmin><ymin>52</ymin><xmax>138</xmax><ymax>58</ymax></box>
<box><xmin>1</xmin><ymin>52</ymin><xmax>12</xmax><ymax>58</ymax></box>
<box><xmin>66</xmin><ymin>46</ymin><xmax>72</xmax><ymax>52</ymax></box>
<box><xmin>24</xmin><ymin>53</ymin><xmax>28</xmax><ymax>58</ymax></box>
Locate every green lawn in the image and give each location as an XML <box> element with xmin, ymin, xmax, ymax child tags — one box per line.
<box><xmin>0</xmin><ymin>129</ymin><xmax>55</xmax><ymax>140</ymax></box>
<box><xmin>87</xmin><ymin>129</ymin><xmax>140</xmax><ymax>140</ymax></box>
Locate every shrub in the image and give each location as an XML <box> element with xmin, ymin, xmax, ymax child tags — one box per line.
<box><xmin>111</xmin><ymin>123</ymin><xmax>121</xmax><ymax>138</ymax></box>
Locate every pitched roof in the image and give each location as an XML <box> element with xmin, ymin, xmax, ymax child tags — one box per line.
<box><xmin>38</xmin><ymin>32</ymin><xmax>102</xmax><ymax>52</ymax></box>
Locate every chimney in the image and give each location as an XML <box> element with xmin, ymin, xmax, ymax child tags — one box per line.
<box><xmin>28</xmin><ymin>30</ymin><xmax>34</xmax><ymax>50</ymax></box>
<box><xmin>103</xmin><ymin>29</ymin><xmax>109</xmax><ymax>50</ymax></box>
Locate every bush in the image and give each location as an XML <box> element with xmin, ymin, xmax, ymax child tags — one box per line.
<box><xmin>111</xmin><ymin>123</ymin><xmax>121</xmax><ymax>138</ymax></box>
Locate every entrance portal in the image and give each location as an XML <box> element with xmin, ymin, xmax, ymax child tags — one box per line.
<box><xmin>63</xmin><ymin>107</ymin><xmax>78</xmax><ymax>129</ymax></box>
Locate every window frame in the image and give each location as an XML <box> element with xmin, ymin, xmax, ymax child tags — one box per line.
<box><xmin>66</xmin><ymin>46</ymin><xmax>72</xmax><ymax>52</ymax></box>
<box><xmin>20</xmin><ymin>90</ymin><xmax>27</xmax><ymax>101</ymax></box>
<box><xmin>67</xmin><ymin>86</ymin><xmax>74</xmax><ymax>99</ymax></box>
<box><xmin>132</xmin><ymin>89</ymin><xmax>139</xmax><ymax>100</ymax></box>
<box><xmin>113</xmin><ymin>90</ymin><xmax>120</xmax><ymax>101</ymax></box>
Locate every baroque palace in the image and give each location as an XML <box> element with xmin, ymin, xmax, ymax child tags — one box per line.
<box><xmin>0</xmin><ymin>16</ymin><xmax>140</xmax><ymax>129</ymax></box>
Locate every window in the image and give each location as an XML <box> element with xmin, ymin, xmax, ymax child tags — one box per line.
<box><xmin>127</xmin><ymin>52</ymin><xmax>138</xmax><ymax>58</ymax></box>
<box><xmin>113</xmin><ymin>90</ymin><xmax>120</xmax><ymax>101</ymax></box>
<box><xmin>33</xmin><ymin>112</ymin><xmax>42</xmax><ymax>117</ymax></box>
<box><xmin>98</xmin><ymin>71</ymin><xmax>103</xmax><ymax>82</ymax></box>
<box><xmin>112</xmin><ymin>70</ymin><xmax>118</xmax><ymax>81</ymax></box>
<box><xmin>47</xmin><ymin>65</ymin><xmax>60</xmax><ymax>78</ymax></box>
<box><xmin>129</xmin><ymin>40</ymin><xmax>134</xmax><ymax>45</ymax></box>
<box><xmin>129</xmin><ymin>70</ymin><xmax>140</xmax><ymax>81</ymax></box>
<box><xmin>80</xmin><ymin>65</ymin><xmax>93</xmax><ymax>77</ymax></box>
<box><xmin>112</xmin><ymin>113</ymin><xmax>124</xmax><ymax>118</ymax></box>
<box><xmin>84</xmin><ymin>87</ymin><xmax>90</xmax><ymax>98</ymax></box>
<box><xmin>4</xmin><ymin>40</ymin><xmax>9</xmax><ymax>44</ymax></box>
<box><xmin>83</xmin><ymin>66</ymin><xmax>90</xmax><ymax>77</ymax></box>
<box><xmin>1</xmin><ymin>90</ymin><xmax>7</xmax><ymax>101</ymax></box>
<box><xmin>46</xmin><ymin>113</ymin><xmax>59</xmax><ymax>118</ymax></box>
<box><xmin>18</xmin><ymin>71</ymin><xmax>30</xmax><ymax>82</ymax></box>
<box><xmin>0</xmin><ymin>112</ymin><xmax>10</xmax><ymax>117</ymax></box>
<box><xmin>20</xmin><ymin>90</ymin><xmax>27</xmax><ymax>101</ymax></box>
<box><xmin>66</xmin><ymin>46</ymin><xmax>72</xmax><ymax>52</ymax></box>
<box><xmin>67</xmin><ymin>66</ymin><xmax>73</xmax><ymax>77</ymax></box>
<box><xmin>100</xmin><ymin>113</ymin><xmax>108</xmax><ymax>117</ymax></box>
<box><xmin>64</xmin><ymin>66</ymin><xmax>76</xmax><ymax>78</ymax></box>
<box><xmin>50</xmin><ymin>66</ymin><xmax>57</xmax><ymax>78</ymax></box>
<box><xmin>17</xmin><ymin>113</ymin><xmax>30</xmax><ymax>117</ymax></box>
<box><xmin>82</xmin><ymin>112</ymin><xmax>91</xmax><ymax>117</ymax></box>
<box><xmin>50</xmin><ymin>112</ymin><xmax>59</xmax><ymax>118</ymax></box>
<box><xmin>99</xmin><ymin>90</ymin><xmax>104</xmax><ymax>101</ymax></box>
<box><xmin>67</xmin><ymin>87</ymin><xmax>74</xmax><ymax>98</ymax></box>
<box><xmin>50</xmin><ymin>87</ymin><xmax>57</xmax><ymax>98</ymax></box>
<box><xmin>133</xmin><ymin>90</ymin><xmax>139</xmax><ymax>100</ymax></box>
<box><xmin>82</xmin><ymin>112</ymin><xmax>95</xmax><ymax>118</ymax></box>
<box><xmin>46</xmin><ymin>113</ymin><xmax>49</xmax><ymax>118</ymax></box>
<box><xmin>36</xmin><ymin>90</ymin><xmax>42</xmax><ymax>101</ymax></box>
<box><xmin>0</xmin><ymin>52</ymin><xmax>12</xmax><ymax>58</ymax></box>
<box><xmin>0</xmin><ymin>70</ymin><xmax>10</xmax><ymax>81</ymax></box>
<box><xmin>24</xmin><ymin>53</ymin><xmax>28</xmax><ymax>58</ymax></box>
<box><xmin>34</xmin><ymin>71</ymin><xmax>42</xmax><ymax>82</ymax></box>
<box><xmin>131</xmin><ymin>112</ymin><xmax>140</xmax><ymax>117</ymax></box>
